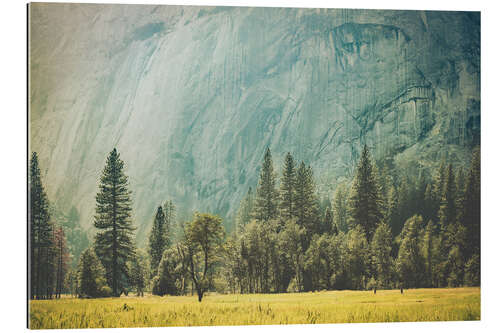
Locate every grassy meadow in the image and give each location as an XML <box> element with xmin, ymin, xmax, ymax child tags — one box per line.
<box><xmin>29</xmin><ymin>287</ymin><xmax>480</xmax><ymax>329</ymax></box>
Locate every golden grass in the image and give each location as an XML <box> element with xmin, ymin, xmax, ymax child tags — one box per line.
<box><xmin>29</xmin><ymin>287</ymin><xmax>480</xmax><ymax>329</ymax></box>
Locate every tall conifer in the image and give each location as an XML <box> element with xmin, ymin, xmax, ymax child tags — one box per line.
<box><xmin>29</xmin><ymin>152</ymin><xmax>53</xmax><ymax>299</ymax></box>
<box><xmin>294</xmin><ymin>162</ymin><xmax>319</xmax><ymax>237</ymax></box>
<box><xmin>438</xmin><ymin>164</ymin><xmax>457</xmax><ymax>228</ymax></box>
<box><xmin>236</xmin><ymin>187</ymin><xmax>255</xmax><ymax>231</ymax></box>
<box><xmin>332</xmin><ymin>183</ymin><xmax>349</xmax><ymax>233</ymax></box>
<box><xmin>148</xmin><ymin>206</ymin><xmax>166</xmax><ymax>277</ymax></box>
<box><xmin>163</xmin><ymin>200</ymin><xmax>175</xmax><ymax>245</ymax></box>
<box><xmin>461</xmin><ymin>147</ymin><xmax>480</xmax><ymax>260</ymax></box>
<box><xmin>279</xmin><ymin>152</ymin><xmax>296</xmax><ymax>221</ymax></box>
<box><xmin>347</xmin><ymin>145</ymin><xmax>383</xmax><ymax>240</ymax></box>
<box><xmin>254</xmin><ymin>147</ymin><xmax>279</xmax><ymax>222</ymax></box>
<box><xmin>94</xmin><ymin>148</ymin><xmax>136</xmax><ymax>296</ymax></box>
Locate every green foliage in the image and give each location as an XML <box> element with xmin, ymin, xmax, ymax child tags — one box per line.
<box><xmin>438</xmin><ymin>164</ymin><xmax>457</xmax><ymax>228</ymax></box>
<box><xmin>332</xmin><ymin>183</ymin><xmax>349</xmax><ymax>233</ymax></box>
<box><xmin>345</xmin><ymin>225</ymin><xmax>369</xmax><ymax>289</ymax></box>
<box><xmin>236</xmin><ymin>187</ymin><xmax>255</xmax><ymax>232</ymax></box>
<box><xmin>32</xmin><ymin>143</ymin><xmax>481</xmax><ymax>300</ymax></box>
<box><xmin>254</xmin><ymin>148</ymin><xmax>279</xmax><ymax>222</ymax></box>
<box><xmin>162</xmin><ymin>200</ymin><xmax>176</xmax><ymax>246</ymax></box>
<box><xmin>29</xmin><ymin>152</ymin><xmax>54</xmax><ymax>299</ymax></box>
<box><xmin>220</xmin><ymin>148</ymin><xmax>479</xmax><ymax>293</ymax></box>
<box><xmin>152</xmin><ymin>246</ymin><xmax>185</xmax><ymax>296</ymax></box>
<box><xmin>54</xmin><ymin>226</ymin><xmax>70</xmax><ymax>298</ymax></box>
<box><xmin>304</xmin><ymin>234</ymin><xmax>336</xmax><ymax>290</ymax></box>
<box><xmin>444</xmin><ymin>223</ymin><xmax>467</xmax><ymax>287</ymax></box>
<box><xmin>370</xmin><ymin>222</ymin><xmax>394</xmax><ymax>288</ymax></box>
<box><xmin>422</xmin><ymin>184</ymin><xmax>434</xmax><ymax>224</ymax></box>
<box><xmin>148</xmin><ymin>206</ymin><xmax>167</xmax><ymax>277</ymax></box>
<box><xmin>386</xmin><ymin>183</ymin><xmax>400</xmax><ymax>235</ymax></box>
<box><xmin>396</xmin><ymin>215</ymin><xmax>426</xmax><ymax>288</ymax></box>
<box><xmin>294</xmin><ymin>162</ymin><xmax>320</xmax><ymax>240</ymax></box>
<box><xmin>461</xmin><ymin>147</ymin><xmax>480</xmax><ymax>260</ymax></box>
<box><xmin>221</xmin><ymin>234</ymin><xmax>247</xmax><ymax>294</ymax></box>
<box><xmin>430</xmin><ymin>161</ymin><xmax>447</xmax><ymax>222</ymax></box>
<box><xmin>77</xmin><ymin>248</ymin><xmax>110</xmax><ymax>298</ymax></box>
<box><xmin>64</xmin><ymin>269</ymin><xmax>78</xmax><ymax>297</ymax></box>
<box><xmin>464</xmin><ymin>254</ymin><xmax>480</xmax><ymax>286</ymax></box>
<box><xmin>129</xmin><ymin>249</ymin><xmax>149</xmax><ymax>296</ymax></box>
<box><xmin>322</xmin><ymin>206</ymin><xmax>335</xmax><ymax>235</ymax></box>
<box><xmin>50</xmin><ymin>204</ymin><xmax>90</xmax><ymax>269</ymax></box>
<box><xmin>421</xmin><ymin>221</ymin><xmax>436</xmax><ymax>287</ymax></box>
<box><xmin>279</xmin><ymin>219</ymin><xmax>306</xmax><ymax>291</ymax></box>
<box><xmin>238</xmin><ymin>220</ymin><xmax>277</xmax><ymax>293</ymax></box>
<box><xmin>347</xmin><ymin>145</ymin><xmax>383</xmax><ymax>240</ymax></box>
<box><xmin>93</xmin><ymin>148</ymin><xmax>136</xmax><ymax>296</ymax></box>
<box><xmin>279</xmin><ymin>152</ymin><xmax>296</xmax><ymax>221</ymax></box>
<box><xmin>181</xmin><ymin>213</ymin><xmax>225</xmax><ymax>301</ymax></box>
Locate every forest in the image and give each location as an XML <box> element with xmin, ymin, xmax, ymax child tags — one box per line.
<box><xmin>28</xmin><ymin>144</ymin><xmax>480</xmax><ymax>302</ymax></box>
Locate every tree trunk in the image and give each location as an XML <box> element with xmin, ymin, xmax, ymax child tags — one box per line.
<box><xmin>112</xmin><ymin>182</ymin><xmax>118</xmax><ymax>297</ymax></box>
<box><xmin>197</xmin><ymin>288</ymin><xmax>203</xmax><ymax>302</ymax></box>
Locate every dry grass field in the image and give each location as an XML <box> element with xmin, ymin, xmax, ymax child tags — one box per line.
<box><xmin>29</xmin><ymin>287</ymin><xmax>480</xmax><ymax>329</ymax></box>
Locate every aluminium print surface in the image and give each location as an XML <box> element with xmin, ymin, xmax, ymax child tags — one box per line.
<box><xmin>28</xmin><ymin>2</ymin><xmax>480</xmax><ymax>329</ymax></box>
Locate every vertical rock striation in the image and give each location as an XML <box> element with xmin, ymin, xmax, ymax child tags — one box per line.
<box><xmin>29</xmin><ymin>4</ymin><xmax>480</xmax><ymax>242</ymax></box>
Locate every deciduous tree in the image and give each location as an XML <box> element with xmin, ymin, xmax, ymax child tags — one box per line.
<box><xmin>181</xmin><ymin>213</ymin><xmax>225</xmax><ymax>302</ymax></box>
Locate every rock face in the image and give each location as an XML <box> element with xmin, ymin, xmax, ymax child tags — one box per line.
<box><xmin>29</xmin><ymin>4</ymin><xmax>480</xmax><ymax>243</ymax></box>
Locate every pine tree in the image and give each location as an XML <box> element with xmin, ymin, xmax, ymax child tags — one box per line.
<box><xmin>254</xmin><ymin>147</ymin><xmax>279</xmax><ymax>222</ymax></box>
<box><xmin>163</xmin><ymin>200</ymin><xmax>175</xmax><ymax>246</ymax></box>
<box><xmin>422</xmin><ymin>220</ymin><xmax>436</xmax><ymax>287</ymax></box>
<box><xmin>461</xmin><ymin>147</ymin><xmax>480</xmax><ymax>261</ymax></box>
<box><xmin>279</xmin><ymin>152</ymin><xmax>296</xmax><ymax>221</ymax></box>
<box><xmin>129</xmin><ymin>249</ymin><xmax>149</xmax><ymax>296</ymax></box>
<box><xmin>332</xmin><ymin>183</ymin><xmax>349</xmax><ymax>233</ymax></box>
<box><xmin>386</xmin><ymin>183</ymin><xmax>399</xmax><ymax>236</ymax></box>
<box><xmin>347</xmin><ymin>145</ymin><xmax>383</xmax><ymax>240</ymax></box>
<box><xmin>397</xmin><ymin>176</ymin><xmax>411</xmax><ymax>233</ymax></box>
<box><xmin>294</xmin><ymin>162</ymin><xmax>320</xmax><ymax>238</ymax></box>
<box><xmin>93</xmin><ymin>148</ymin><xmax>136</xmax><ymax>297</ymax></box>
<box><xmin>148</xmin><ymin>206</ymin><xmax>167</xmax><ymax>277</ymax></box>
<box><xmin>236</xmin><ymin>187</ymin><xmax>255</xmax><ymax>231</ymax></box>
<box><xmin>445</xmin><ymin>223</ymin><xmax>467</xmax><ymax>286</ymax></box>
<box><xmin>323</xmin><ymin>206</ymin><xmax>335</xmax><ymax>235</ymax></box>
<box><xmin>293</xmin><ymin>163</ymin><xmax>320</xmax><ymax>292</ymax></box>
<box><xmin>54</xmin><ymin>226</ymin><xmax>69</xmax><ymax>298</ymax></box>
<box><xmin>422</xmin><ymin>183</ymin><xmax>434</xmax><ymax>224</ymax></box>
<box><xmin>430</xmin><ymin>161</ymin><xmax>447</xmax><ymax>222</ymax></box>
<box><xmin>64</xmin><ymin>269</ymin><xmax>77</xmax><ymax>297</ymax></box>
<box><xmin>370</xmin><ymin>222</ymin><xmax>393</xmax><ymax>288</ymax></box>
<box><xmin>438</xmin><ymin>164</ymin><xmax>457</xmax><ymax>228</ymax></box>
<box><xmin>77</xmin><ymin>248</ymin><xmax>110</xmax><ymax>298</ymax></box>
<box><xmin>378</xmin><ymin>163</ymin><xmax>392</xmax><ymax>218</ymax></box>
<box><xmin>455</xmin><ymin>167</ymin><xmax>466</xmax><ymax>213</ymax></box>
<box><xmin>29</xmin><ymin>152</ymin><xmax>53</xmax><ymax>299</ymax></box>
<box><xmin>416</xmin><ymin>171</ymin><xmax>428</xmax><ymax>211</ymax></box>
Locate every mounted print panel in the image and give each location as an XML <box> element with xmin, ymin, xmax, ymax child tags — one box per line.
<box><xmin>28</xmin><ymin>2</ymin><xmax>480</xmax><ymax>329</ymax></box>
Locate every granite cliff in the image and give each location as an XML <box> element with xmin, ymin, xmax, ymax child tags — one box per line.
<box><xmin>29</xmin><ymin>4</ymin><xmax>480</xmax><ymax>243</ymax></box>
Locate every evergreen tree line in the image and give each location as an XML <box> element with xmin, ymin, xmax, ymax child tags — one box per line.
<box><xmin>30</xmin><ymin>144</ymin><xmax>480</xmax><ymax>301</ymax></box>
<box><xmin>219</xmin><ymin>146</ymin><xmax>481</xmax><ymax>292</ymax></box>
<box><xmin>29</xmin><ymin>153</ymin><xmax>70</xmax><ymax>299</ymax></box>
